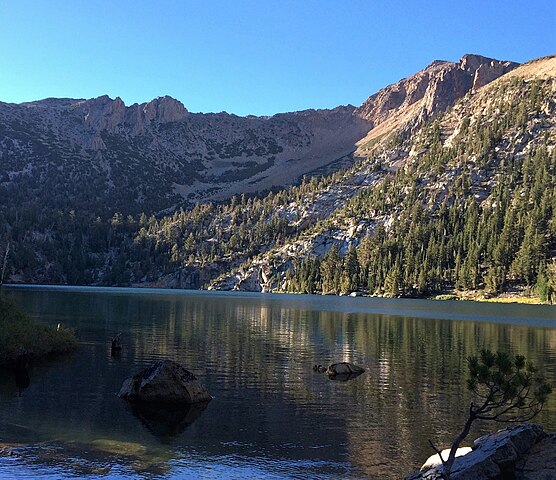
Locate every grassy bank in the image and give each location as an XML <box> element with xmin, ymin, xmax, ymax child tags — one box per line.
<box><xmin>0</xmin><ymin>297</ymin><xmax>77</xmax><ymax>365</ymax></box>
<box><xmin>431</xmin><ymin>287</ymin><xmax>549</xmax><ymax>305</ymax></box>
<box><xmin>480</xmin><ymin>296</ymin><xmax>543</xmax><ymax>305</ymax></box>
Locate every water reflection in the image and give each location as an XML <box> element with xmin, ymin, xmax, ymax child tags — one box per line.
<box><xmin>0</xmin><ymin>365</ymin><xmax>30</xmax><ymax>397</ymax></box>
<box><xmin>130</xmin><ymin>401</ymin><xmax>210</xmax><ymax>444</ymax></box>
<box><xmin>0</xmin><ymin>286</ymin><xmax>554</xmax><ymax>480</ymax></box>
<box><xmin>14</xmin><ymin>367</ymin><xmax>30</xmax><ymax>395</ymax></box>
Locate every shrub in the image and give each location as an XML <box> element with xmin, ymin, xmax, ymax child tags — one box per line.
<box><xmin>0</xmin><ymin>297</ymin><xmax>77</xmax><ymax>364</ymax></box>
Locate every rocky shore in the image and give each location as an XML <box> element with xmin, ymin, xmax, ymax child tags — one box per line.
<box><xmin>405</xmin><ymin>424</ymin><xmax>556</xmax><ymax>480</ymax></box>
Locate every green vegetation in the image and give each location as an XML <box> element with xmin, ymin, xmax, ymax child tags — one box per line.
<box><xmin>285</xmin><ymin>79</ymin><xmax>556</xmax><ymax>302</ymax></box>
<box><xmin>285</xmin><ymin>145</ymin><xmax>556</xmax><ymax>300</ymax></box>
<box><xmin>430</xmin><ymin>349</ymin><xmax>553</xmax><ymax>479</ymax></box>
<box><xmin>0</xmin><ymin>297</ymin><xmax>77</xmax><ymax>364</ymax></box>
<box><xmin>0</xmin><ymin>77</ymin><xmax>554</xmax><ymax>301</ymax></box>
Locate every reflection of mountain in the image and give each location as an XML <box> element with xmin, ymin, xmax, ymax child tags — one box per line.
<box><xmin>1</xmin><ymin>286</ymin><xmax>555</xmax><ymax>479</ymax></box>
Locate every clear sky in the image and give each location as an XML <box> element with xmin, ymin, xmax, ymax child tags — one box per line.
<box><xmin>1</xmin><ymin>1</ymin><xmax>555</xmax><ymax>116</ymax></box>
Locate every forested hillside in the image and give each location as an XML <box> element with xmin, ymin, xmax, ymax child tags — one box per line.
<box><xmin>212</xmin><ymin>56</ymin><xmax>556</xmax><ymax>301</ymax></box>
<box><xmin>1</xmin><ymin>54</ymin><xmax>554</xmax><ymax>302</ymax></box>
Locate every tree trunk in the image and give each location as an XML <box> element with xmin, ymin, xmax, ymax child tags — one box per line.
<box><xmin>1</xmin><ymin>242</ymin><xmax>10</xmax><ymax>285</ymax></box>
<box><xmin>443</xmin><ymin>412</ymin><xmax>475</xmax><ymax>479</ymax></box>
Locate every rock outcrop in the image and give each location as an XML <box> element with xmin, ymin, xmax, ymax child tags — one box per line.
<box><xmin>79</xmin><ymin>95</ymin><xmax>126</xmax><ymax>131</ymax></box>
<box><xmin>405</xmin><ymin>424</ymin><xmax>556</xmax><ymax>480</ymax></box>
<box><xmin>118</xmin><ymin>359</ymin><xmax>212</xmax><ymax>404</ymax></box>
<box><xmin>75</xmin><ymin>94</ymin><xmax>188</xmax><ymax>134</ymax></box>
<box><xmin>355</xmin><ymin>54</ymin><xmax>518</xmax><ymax>135</ymax></box>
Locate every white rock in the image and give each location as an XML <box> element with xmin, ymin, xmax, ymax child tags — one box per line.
<box><xmin>420</xmin><ymin>447</ymin><xmax>472</xmax><ymax>471</ymax></box>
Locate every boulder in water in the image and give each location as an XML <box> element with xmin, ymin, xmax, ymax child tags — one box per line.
<box><xmin>326</xmin><ymin>362</ymin><xmax>365</xmax><ymax>381</ymax></box>
<box><xmin>405</xmin><ymin>423</ymin><xmax>552</xmax><ymax>480</ymax></box>
<box><xmin>118</xmin><ymin>359</ymin><xmax>212</xmax><ymax>404</ymax></box>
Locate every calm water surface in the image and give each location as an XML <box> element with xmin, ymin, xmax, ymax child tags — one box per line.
<box><xmin>0</xmin><ymin>286</ymin><xmax>555</xmax><ymax>479</ymax></box>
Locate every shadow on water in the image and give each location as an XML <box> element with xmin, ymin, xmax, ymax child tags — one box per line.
<box><xmin>129</xmin><ymin>400</ymin><xmax>210</xmax><ymax>444</ymax></box>
<box><xmin>13</xmin><ymin>367</ymin><xmax>30</xmax><ymax>394</ymax></box>
<box><xmin>0</xmin><ymin>354</ymin><xmax>32</xmax><ymax>397</ymax></box>
<box><xmin>0</xmin><ymin>349</ymin><xmax>77</xmax><ymax>399</ymax></box>
<box><xmin>0</xmin><ymin>366</ymin><xmax>31</xmax><ymax>397</ymax></box>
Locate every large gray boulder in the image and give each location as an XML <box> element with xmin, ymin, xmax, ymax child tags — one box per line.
<box><xmin>405</xmin><ymin>424</ymin><xmax>552</xmax><ymax>480</ymax></box>
<box><xmin>515</xmin><ymin>434</ymin><xmax>556</xmax><ymax>479</ymax></box>
<box><xmin>118</xmin><ymin>360</ymin><xmax>212</xmax><ymax>404</ymax></box>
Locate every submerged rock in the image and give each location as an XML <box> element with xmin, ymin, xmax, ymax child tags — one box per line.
<box><xmin>312</xmin><ymin>364</ymin><xmax>327</xmax><ymax>373</ymax></box>
<box><xmin>326</xmin><ymin>362</ymin><xmax>365</xmax><ymax>379</ymax></box>
<box><xmin>118</xmin><ymin>359</ymin><xmax>212</xmax><ymax>404</ymax></box>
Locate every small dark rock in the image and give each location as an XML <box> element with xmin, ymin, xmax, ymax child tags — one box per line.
<box><xmin>326</xmin><ymin>362</ymin><xmax>365</xmax><ymax>378</ymax></box>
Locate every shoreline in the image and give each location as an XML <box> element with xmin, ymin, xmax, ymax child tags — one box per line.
<box><xmin>2</xmin><ymin>282</ymin><xmax>552</xmax><ymax>306</ymax></box>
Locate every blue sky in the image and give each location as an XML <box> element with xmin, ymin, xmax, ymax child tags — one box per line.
<box><xmin>1</xmin><ymin>1</ymin><xmax>554</xmax><ymax>116</ymax></box>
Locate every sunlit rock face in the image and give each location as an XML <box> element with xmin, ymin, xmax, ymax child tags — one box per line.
<box><xmin>355</xmin><ymin>54</ymin><xmax>518</xmax><ymax>132</ymax></box>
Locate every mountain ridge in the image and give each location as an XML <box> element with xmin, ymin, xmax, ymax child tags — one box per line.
<box><xmin>3</xmin><ymin>53</ymin><xmax>554</xmax><ymax>301</ymax></box>
<box><xmin>0</xmin><ymin>53</ymin><xmax>517</xmax><ymax>218</ymax></box>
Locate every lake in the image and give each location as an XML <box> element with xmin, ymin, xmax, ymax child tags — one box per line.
<box><xmin>0</xmin><ymin>285</ymin><xmax>555</xmax><ymax>479</ymax></box>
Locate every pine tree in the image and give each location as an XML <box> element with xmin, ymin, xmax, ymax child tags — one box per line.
<box><xmin>321</xmin><ymin>244</ymin><xmax>341</xmax><ymax>295</ymax></box>
<box><xmin>341</xmin><ymin>244</ymin><xmax>360</xmax><ymax>294</ymax></box>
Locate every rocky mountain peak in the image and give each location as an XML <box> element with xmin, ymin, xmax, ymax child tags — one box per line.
<box><xmin>141</xmin><ymin>95</ymin><xmax>188</xmax><ymax>123</ymax></box>
<box><xmin>77</xmin><ymin>95</ymin><xmax>126</xmax><ymax>132</ymax></box>
<box><xmin>459</xmin><ymin>53</ymin><xmax>494</xmax><ymax>71</ymax></box>
<box><xmin>459</xmin><ymin>54</ymin><xmax>520</xmax><ymax>90</ymax></box>
<box><xmin>355</xmin><ymin>54</ymin><xmax>519</xmax><ymax>137</ymax></box>
<box><xmin>73</xmin><ymin>94</ymin><xmax>188</xmax><ymax>134</ymax></box>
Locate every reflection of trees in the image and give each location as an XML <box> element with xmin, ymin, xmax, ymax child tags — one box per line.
<box><xmin>3</xmin><ymin>288</ymin><xmax>556</xmax><ymax>479</ymax></box>
<box><xmin>341</xmin><ymin>315</ymin><xmax>556</xmax><ymax>477</ymax></box>
<box><xmin>119</xmin><ymin>298</ymin><xmax>556</xmax><ymax>478</ymax></box>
